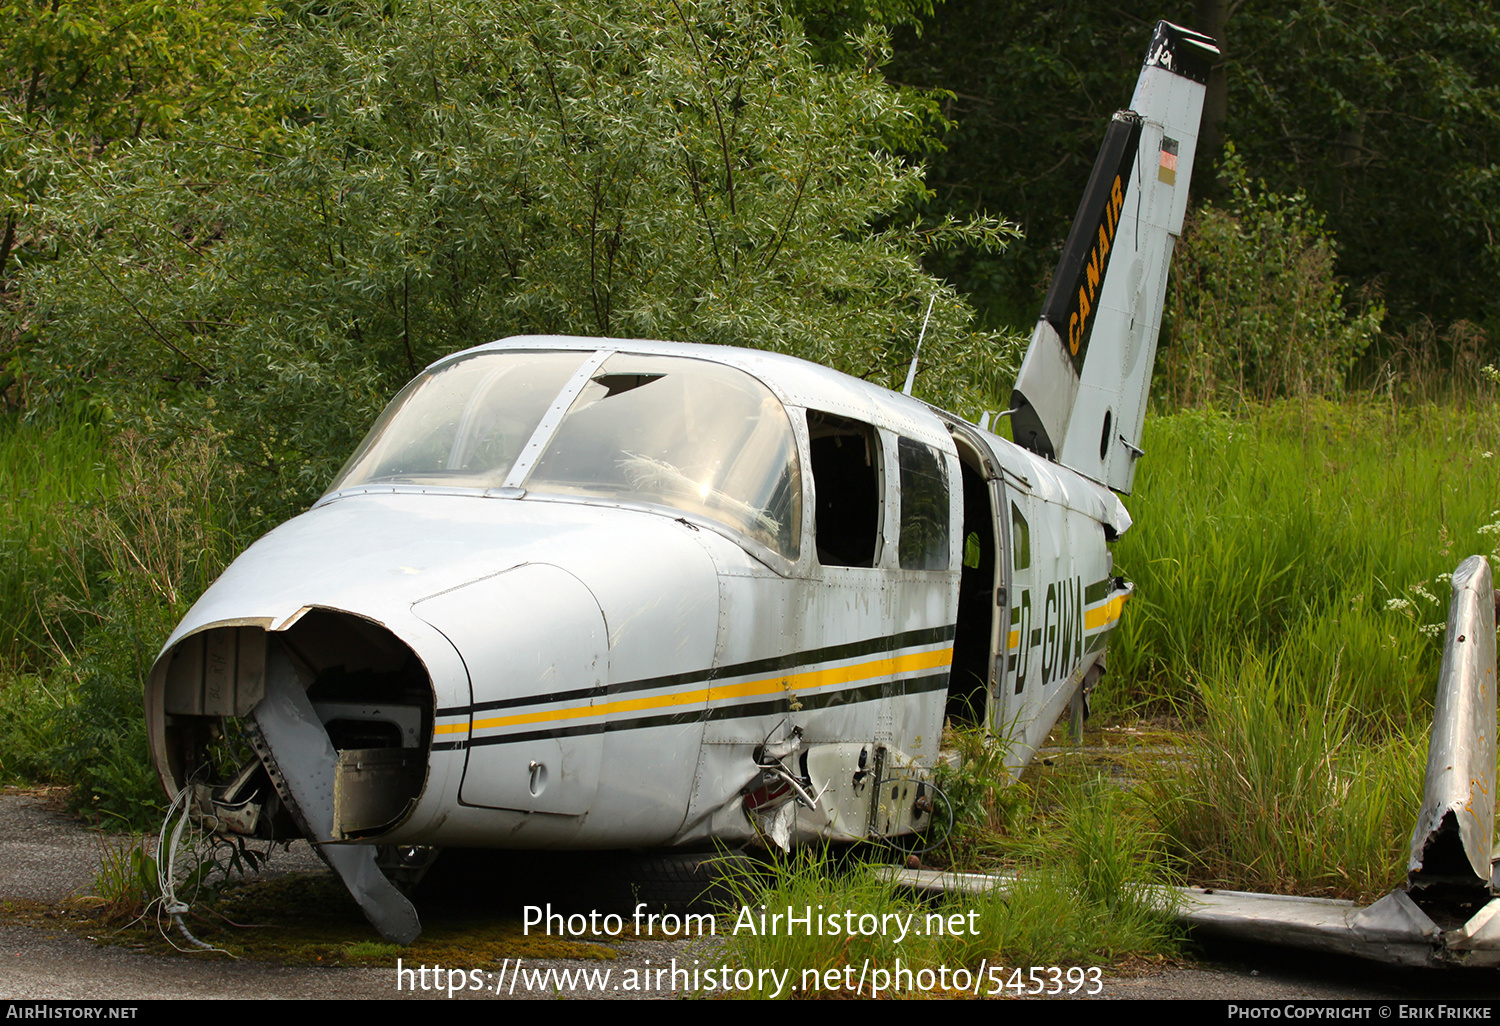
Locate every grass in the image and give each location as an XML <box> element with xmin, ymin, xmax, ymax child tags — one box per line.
<box><xmin>1102</xmin><ymin>396</ymin><xmax>1498</xmax><ymax>899</ymax></box>
<box><xmin>0</xmin><ymin>418</ymin><xmax>243</xmax><ymax>824</ymax></box>
<box><xmin>0</xmin><ymin>411</ymin><xmax>112</xmax><ymax>668</ymax></box>
<box><xmin>1150</xmin><ymin>650</ymin><xmax>1424</xmax><ymax>902</ymax></box>
<box><xmin>1108</xmin><ymin>398</ymin><xmax>1499</xmax><ymax>722</ymax></box>
<box><xmin>714</xmin><ymin>765</ymin><xmax>1183</xmax><ymax>998</ymax></box>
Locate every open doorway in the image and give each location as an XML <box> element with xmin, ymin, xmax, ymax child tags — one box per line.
<box><xmin>947</xmin><ymin>435</ymin><xmax>1002</xmax><ymax>726</ymax></box>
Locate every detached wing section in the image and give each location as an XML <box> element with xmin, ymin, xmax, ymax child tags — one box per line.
<box><xmin>1009</xmin><ymin>21</ymin><xmax>1218</xmax><ymax>494</ymax></box>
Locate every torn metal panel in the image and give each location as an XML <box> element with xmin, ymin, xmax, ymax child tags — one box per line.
<box><xmin>1408</xmin><ymin>555</ymin><xmax>1497</xmax><ymax>899</ymax></box>
<box><xmin>886</xmin><ymin>871</ymin><xmax>1500</xmax><ymax>968</ymax></box>
<box><xmin>162</xmin><ymin>625</ymin><xmax>265</xmax><ymax>717</ymax></box>
<box><xmin>249</xmin><ymin>643</ymin><xmax>421</xmax><ymax>944</ymax></box>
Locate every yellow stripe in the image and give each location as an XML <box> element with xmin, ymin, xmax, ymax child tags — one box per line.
<box><xmin>439</xmin><ymin>646</ymin><xmax>953</xmax><ymax>737</ymax></box>
<box><xmin>1084</xmin><ymin>593</ymin><xmax>1129</xmax><ymax>631</ymax></box>
<box><xmin>997</xmin><ymin>593</ymin><xmax>1132</xmax><ymax>655</ymax></box>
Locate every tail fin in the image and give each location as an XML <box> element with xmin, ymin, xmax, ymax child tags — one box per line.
<box><xmin>1008</xmin><ymin>21</ymin><xmax>1218</xmax><ymax>494</ymax></box>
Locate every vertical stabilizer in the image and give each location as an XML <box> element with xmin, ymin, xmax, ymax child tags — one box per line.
<box><xmin>1009</xmin><ymin>21</ymin><xmax>1218</xmax><ymax>494</ymax></box>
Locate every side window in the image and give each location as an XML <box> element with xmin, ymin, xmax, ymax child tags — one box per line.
<box><xmin>898</xmin><ymin>437</ymin><xmax>949</xmax><ymax>570</ymax></box>
<box><xmin>1011</xmin><ymin>502</ymin><xmax>1031</xmax><ymax>570</ymax></box>
<box><xmin>807</xmin><ymin>411</ymin><xmax>881</xmax><ymax>567</ymax></box>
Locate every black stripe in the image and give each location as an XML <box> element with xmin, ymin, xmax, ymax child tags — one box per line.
<box><xmin>1084</xmin><ymin>578</ymin><xmax>1112</xmax><ymax>604</ymax></box>
<box><xmin>440</xmin><ymin>623</ymin><xmax>956</xmax><ymax>719</ymax></box>
<box><xmin>463</xmin><ymin>672</ymin><xmax>953</xmax><ymax>749</ymax></box>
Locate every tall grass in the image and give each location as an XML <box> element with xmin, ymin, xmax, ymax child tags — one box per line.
<box><xmin>716</xmin><ymin>784</ymin><xmax>1180</xmax><ymax>998</ymax></box>
<box><xmin>0</xmin><ymin>421</ymin><xmax>243</xmax><ymax>824</ymax></box>
<box><xmin>1152</xmin><ymin>650</ymin><xmax>1424</xmax><ymax>901</ymax></box>
<box><xmin>1105</xmin><ymin>397</ymin><xmax>1497</xmax><ymax>898</ymax></box>
<box><xmin>0</xmin><ymin>411</ymin><xmax>112</xmax><ymax>667</ymax></box>
<box><xmin>1109</xmin><ymin>398</ymin><xmax>1500</xmax><ymax>726</ymax></box>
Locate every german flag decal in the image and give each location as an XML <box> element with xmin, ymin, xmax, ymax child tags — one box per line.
<box><xmin>1158</xmin><ymin>137</ymin><xmax>1179</xmax><ymax>185</ymax></box>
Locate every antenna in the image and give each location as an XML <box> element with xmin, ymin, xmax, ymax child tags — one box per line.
<box><xmin>901</xmin><ymin>297</ymin><xmax>936</xmax><ymax>397</ymax></box>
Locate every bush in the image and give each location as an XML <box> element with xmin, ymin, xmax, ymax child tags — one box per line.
<box><xmin>1160</xmin><ymin>147</ymin><xmax>1383</xmax><ymax>407</ymax></box>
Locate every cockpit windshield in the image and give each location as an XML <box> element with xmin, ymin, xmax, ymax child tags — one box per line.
<box><xmin>327</xmin><ymin>349</ymin><xmax>802</xmax><ymax>559</ymax></box>
<box><xmin>328</xmin><ymin>350</ymin><xmax>587</xmax><ymax>492</ymax></box>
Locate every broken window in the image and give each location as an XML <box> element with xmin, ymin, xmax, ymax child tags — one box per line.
<box><xmin>807</xmin><ymin>411</ymin><xmax>881</xmax><ymax>567</ymax></box>
<box><xmin>897</xmin><ymin>437</ymin><xmax>949</xmax><ymax>571</ymax></box>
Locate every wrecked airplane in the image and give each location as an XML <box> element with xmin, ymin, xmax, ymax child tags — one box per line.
<box><xmin>145</xmin><ymin>21</ymin><xmax>1220</xmax><ymax>942</ymax></box>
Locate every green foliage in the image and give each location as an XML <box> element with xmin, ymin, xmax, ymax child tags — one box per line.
<box><xmin>1153</xmin><ymin>650</ymin><xmax>1424</xmax><ymax>901</ymax></box>
<box><xmin>788</xmin><ymin>0</ymin><xmax>937</xmax><ymax>69</ymax></box>
<box><xmin>889</xmin><ymin>1</ymin><xmax>1500</xmax><ymax>337</ymax></box>
<box><xmin>887</xmin><ymin>0</ymin><xmax>1159</xmax><ymax>330</ymax></box>
<box><xmin>1055</xmin><ymin>776</ymin><xmax>1175</xmax><ymax>923</ymax></box>
<box><xmin>86</xmin><ymin>833</ymin><xmax>158</xmax><ymax>925</ymax></box>
<box><xmin>1160</xmin><ymin>150</ymin><xmax>1384</xmax><ymax>406</ymax></box>
<box><xmin>0</xmin><ymin>0</ymin><xmax>267</xmax><ymax>319</ymax></box>
<box><xmin>0</xmin><ymin>0</ymin><xmax>264</xmax><ymax>141</ymax></box>
<box><xmin>0</xmin><ymin>426</ymin><xmax>242</xmax><ymax>826</ymax></box>
<box><xmin>1101</xmin><ymin>398</ymin><xmax>1499</xmax><ymax>900</ymax></box>
<box><xmin>58</xmin><ymin>430</ymin><xmax>242</xmax><ymax>827</ymax></box>
<box><xmin>0</xmin><ymin>673</ymin><xmax>65</xmax><ymax>785</ymax></box>
<box><xmin>1106</xmin><ymin>400</ymin><xmax>1498</xmax><ymax>720</ymax></box>
<box><xmin>18</xmin><ymin>0</ymin><xmax>1019</xmax><ymax>519</ymax></box>
<box><xmin>1224</xmin><ymin>1</ymin><xmax>1500</xmax><ymax>329</ymax></box>
<box><xmin>714</xmin><ymin>835</ymin><xmax>1175</xmax><ymax>997</ymax></box>
<box><xmin>931</xmin><ymin>724</ymin><xmax>1027</xmax><ymax>865</ymax></box>
<box><xmin>0</xmin><ymin>410</ymin><xmax>111</xmax><ymax>667</ymax></box>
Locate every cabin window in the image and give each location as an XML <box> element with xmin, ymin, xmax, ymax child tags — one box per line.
<box><xmin>526</xmin><ymin>354</ymin><xmax>802</xmax><ymax>558</ymax></box>
<box><xmin>327</xmin><ymin>350</ymin><xmax>802</xmax><ymax>561</ymax></box>
<box><xmin>807</xmin><ymin>411</ymin><xmax>881</xmax><ymax>567</ymax></box>
<box><xmin>1011</xmin><ymin>502</ymin><xmax>1031</xmax><ymax>570</ymax></box>
<box><xmin>897</xmin><ymin>437</ymin><xmax>949</xmax><ymax>570</ymax></box>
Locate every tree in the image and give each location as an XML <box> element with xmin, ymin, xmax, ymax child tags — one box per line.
<box><xmin>1225</xmin><ymin>1</ymin><xmax>1500</xmax><ymax>328</ymax></box>
<box><xmin>0</xmin><ymin>0</ymin><xmax>264</xmax><ymax>288</ymax></box>
<box><xmin>890</xmin><ymin>1</ymin><xmax>1500</xmax><ymax>334</ymax></box>
<box><xmin>18</xmin><ymin>0</ymin><xmax>1018</xmax><ymax>514</ymax></box>
<box><xmin>0</xmin><ymin>0</ymin><xmax>266</xmax><ymax>408</ymax></box>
